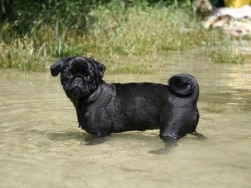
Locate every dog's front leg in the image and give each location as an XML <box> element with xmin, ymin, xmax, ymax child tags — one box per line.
<box><xmin>85</xmin><ymin>136</ymin><xmax>105</xmax><ymax>145</ymax></box>
<box><xmin>85</xmin><ymin>132</ymin><xmax>108</xmax><ymax>145</ymax></box>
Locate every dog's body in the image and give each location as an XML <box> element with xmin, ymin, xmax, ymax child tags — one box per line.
<box><xmin>51</xmin><ymin>56</ymin><xmax>204</xmax><ymax>146</ymax></box>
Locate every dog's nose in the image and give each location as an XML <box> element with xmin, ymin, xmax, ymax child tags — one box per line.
<box><xmin>74</xmin><ymin>77</ymin><xmax>83</xmax><ymax>83</ymax></box>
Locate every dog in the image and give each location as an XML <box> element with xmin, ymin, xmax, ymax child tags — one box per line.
<box><xmin>51</xmin><ymin>56</ymin><xmax>205</xmax><ymax>148</ymax></box>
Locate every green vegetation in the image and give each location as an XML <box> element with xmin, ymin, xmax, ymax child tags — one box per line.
<box><xmin>208</xmin><ymin>37</ymin><xmax>245</xmax><ymax>64</ymax></box>
<box><xmin>0</xmin><ymin>0</ymin><xmax>246</xmax><ymax>73</ymax></box>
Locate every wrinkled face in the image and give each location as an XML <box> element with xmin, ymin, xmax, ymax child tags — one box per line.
<box><xmin>50</xmin><ymin>56</ymin><xmax>106</xmax><ymax>99</ymax></box>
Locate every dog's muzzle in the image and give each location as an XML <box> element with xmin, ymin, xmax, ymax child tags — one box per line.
<box><xmin>74</xmin><ymin>77</ymin><xmax>83</xmax><ymax>84</ymax></box>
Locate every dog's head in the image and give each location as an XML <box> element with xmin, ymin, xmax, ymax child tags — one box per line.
<box><xmin>50</xmin><ymin>56</ymin><xmax>106</xmax><ymax>99</ymax></box>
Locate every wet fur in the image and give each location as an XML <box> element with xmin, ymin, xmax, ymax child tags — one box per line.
<box><xmin>51</xmin><ymin>56</ymin><xmax>205</xmax><ymax>147</ymax></box>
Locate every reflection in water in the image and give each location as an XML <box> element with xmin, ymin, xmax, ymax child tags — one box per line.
<box><xmin>0</xmin><ymin>51</ymin><xmax>251</xmax><ymax>188</ymax></box>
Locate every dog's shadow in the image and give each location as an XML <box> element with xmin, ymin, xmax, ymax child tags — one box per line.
<box><xmin>46</xmin><ymin>131</ymin><xmax>207</xmax><ymax>155</ymax></box>
<box><xmin>46</xmin><ymin>131</ymin><xmax>107</xmax><ymax>145</ymax></box>
<box><xmin>46</xmin><ymin>131</ymin><xmax>89</xmax><ymax>142</ymax></box>
<box><xmin>150</xmin><ymin>134</ymin><xmax>207</xmax><ymax>155</ymax></box>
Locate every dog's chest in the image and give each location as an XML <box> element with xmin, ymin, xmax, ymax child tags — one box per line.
<box><xmin>77</xmin><ymin>98</ymin><xmax>117</xmax><ymax>132</ymax></box>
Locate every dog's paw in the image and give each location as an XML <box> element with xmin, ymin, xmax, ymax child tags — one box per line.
<box><xmin>85</xmin><ymin>136</ymin><xmax>106</xmax><ymax>145</ymax></box>
<box><xmin>149</xmin><ymin>148</ymin><xmax>171</xmax><ymax>155</ymax></box>
<box><xmin>149</xmin><ymin>142</ymin><xmax>178</xmax><ymax>155</ymax></box>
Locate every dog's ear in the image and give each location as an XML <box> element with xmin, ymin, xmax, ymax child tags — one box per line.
<box><xmin>50</xmin><ymin>58</ymin><xmax>66</xmax><ymax>77</ymax></box>
<box><xmin>89</xmin><ymin>58</ymin><xmax>106</xmax><ymax>79</ymax></box>
<box><xmin>97</xmin><ymin>63</ymin><xmax>106</xmax><ymax>78</ymax></box>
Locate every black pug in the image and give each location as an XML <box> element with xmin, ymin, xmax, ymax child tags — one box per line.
<box><xmin>51</xmin><ymin>56</ymin><xmax>205</xmax><ymax>148</ymax></box>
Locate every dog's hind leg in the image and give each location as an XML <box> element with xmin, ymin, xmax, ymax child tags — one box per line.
<box><xmin>189</xmin><ymin>131</ymin><xmax>207</xmax><ymax>140</ymax></box>
<box><xmin>189</xmin><ymin>110</ymin><xmax>207</xmax><ymax>139</ymax></box>
<box><xmin>159</xmin><ymin>135</ymin><xmax>179</xmax><ymax>147</ymax></box>
<box><xmin>149</xmin><ymin>134</ymin><xmax>178</xmax><ymax>155</ymax></box>
<box><xmin>159</xmin><ymin>128</ymin><xmax>180</xmax><ymax>151</ymax></box>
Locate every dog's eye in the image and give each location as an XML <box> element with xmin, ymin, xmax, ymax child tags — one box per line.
<box><xmin>63</xmin><ymin>69</ymin><xmax>72</xmax><ymax>77</ymax></box>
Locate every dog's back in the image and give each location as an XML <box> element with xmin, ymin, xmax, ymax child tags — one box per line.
<box><xmin>107</xmin><ymin>74</ymin><xmax>199</xmax><ymax>134</ymax></box>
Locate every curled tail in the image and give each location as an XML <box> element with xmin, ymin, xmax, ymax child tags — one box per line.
<box><xmin>168</xmin><ymin>74</ymin><xmax>199</xmax><ymax>101</ymax></box>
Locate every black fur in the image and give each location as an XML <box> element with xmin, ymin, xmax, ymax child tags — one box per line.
<box><xmin>51</xmin><ymin>56</ymin><xmax>205</xmax><ymax>147</ymax></box>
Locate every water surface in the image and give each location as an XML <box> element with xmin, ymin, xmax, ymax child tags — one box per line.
<box><xmin>1</xmin><ymin>51</ymin><xmax>251</xmax><ymax>188</ymax></box>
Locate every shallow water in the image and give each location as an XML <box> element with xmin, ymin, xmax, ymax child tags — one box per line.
<box><xmin>1</xmin><ymin>51</ymin><xmax>251</xmax><ymax>188</ymax></box>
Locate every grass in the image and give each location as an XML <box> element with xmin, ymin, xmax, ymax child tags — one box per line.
<box><xmin>0</xmin><ymin>2</ymin><xmax>247</xmax><ymax>72</ymax></box>
<box><xmin>208</xmin><ymin>38</ymin><xmax>245</xmax><ymax>64</ymax></box>
<box><xmin>209</xmin><ymin>47</ymin><xmax>244</xmax><ymax>64</ymax></box>
<box><xmin>0</xmin><ymin>36</ymin><xmax>48</xmax><ymax>71</ymax></box>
